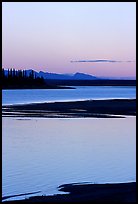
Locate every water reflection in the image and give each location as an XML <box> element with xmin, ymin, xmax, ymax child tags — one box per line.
<box><xmin>2</xmin><ymin>117</ymin><xmax>136</xmax><ymax>200</ymax></box>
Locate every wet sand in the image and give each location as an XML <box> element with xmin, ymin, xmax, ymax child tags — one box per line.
<box><xmin>3</xmin><ymin>182</ymin><xmax>136</xmax><ymax>203</ymax></box>
<box><xmin>2</xmin><ymin>99</ymin><xmax>136</xmax><ymax>118</ymax></box>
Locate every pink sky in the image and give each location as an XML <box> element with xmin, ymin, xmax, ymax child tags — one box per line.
<box><xmin>2</xmin><ymin>2</ymin><xmax>136</xmax><ymax>77</ymax></box>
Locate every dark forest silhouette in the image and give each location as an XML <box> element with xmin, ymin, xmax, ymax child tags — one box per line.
<box><xmin>2</xmin><ymin>68</ymin><xmax>46</xmax><ymax>88</ymax></box>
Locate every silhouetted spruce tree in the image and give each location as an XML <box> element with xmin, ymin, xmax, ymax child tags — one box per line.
<box><xmin>10</xmin><ymin>68</ymin><xmax>12</xmax><ymax>77</ymax></box>
<box><xmin>8</xmin><ymin>69</ymin><xmax>10</xmax><ymax>79</ymax></box>
<box><xmin>2</xmin><ymin>68</ymin><xmax>5</xmax><ymax>78</ymax></box>
<box><xmin>13</xmin><ymin>69</ymin><xmax>15</xmax><ymax>78</ymax></box>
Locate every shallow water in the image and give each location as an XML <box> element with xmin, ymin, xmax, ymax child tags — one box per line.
<box><xmin>2</xmin><ymin>86</ymin><xmax>136</xmax><ymax>105</ymax></box>
<box><xmin>2</xmin><ymin>117</ymin><xmax>136</xmax><ymax>201</ymax></box>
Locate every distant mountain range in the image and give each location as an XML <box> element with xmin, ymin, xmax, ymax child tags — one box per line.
<box><xmin>3</xmin><ymin>69</ymin><xmax>136</xmax><ymax>80</ymax></box>
<box><xmin>4</xmin><ymin>69</ymin><xmax>98</xmax><ymax>80</ymax></box>
<box><xmin>38</xmin><ymin>71</ymin><xmax>98</xmax><ymax>80</ymax></box>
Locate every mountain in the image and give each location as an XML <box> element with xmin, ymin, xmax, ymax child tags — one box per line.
<box><xmin>3</xmin><ymin>69</ymin><xmax>97</xmax><ymax>80</ymax></box>
<box><xmin>73</xmin><ymin>72</ymin><xmax>97</xmax><ymax>80</ymax></box>
<box><xmin>3</xmin><ymin>69</ymin><xmax>136</xmax><ymax>80</ymax></box>
<box><xmin>38</xmin><ymin>71</ymin><xmax>98</xmax><ymax>80</ymax></box>
<box><xmin>38</xmin><ymin>71</ymin><xmax>72</xmax><ymax>80</ymax></box>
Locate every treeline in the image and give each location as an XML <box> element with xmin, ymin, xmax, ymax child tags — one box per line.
<box><xmin>2</xmin><ymin>68</ymin><xmax>46</xmax><ymax>88</ymax></box>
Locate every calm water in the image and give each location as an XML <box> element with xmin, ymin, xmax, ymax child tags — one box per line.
<box><xmin>2</xmin><ymin>86</ymin><xmax>136</xmax><ymax>105</ymax></box>
<box><xmin>2</xmin><ymin>117</ymin><xmax>136</xmax><ymax>201</ymax></box>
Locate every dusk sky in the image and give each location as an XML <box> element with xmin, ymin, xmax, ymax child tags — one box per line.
<box><xmin>2</xmin><ymin>2</ymin><xmax>136</xmax><ymax>77</ymax></box>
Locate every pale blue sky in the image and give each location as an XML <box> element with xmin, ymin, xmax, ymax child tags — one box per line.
<box><xmin>2</xmin><ymin>2</ymin><xmax>136</xmax><ymax>77</ymax></box>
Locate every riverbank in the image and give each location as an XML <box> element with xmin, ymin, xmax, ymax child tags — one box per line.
<box><xmin>3</xmin><ymin>182</ymin><xmax>136</xmax><ymax>202</ymax></box>
<box><xmin>2</xmin><ymin>99</ymin><xmax>136</xmax><ymax>118</ymax></box>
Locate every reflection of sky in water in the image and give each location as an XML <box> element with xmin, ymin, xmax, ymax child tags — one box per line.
<box><xmin>2</xmin><ymin>86</ymin><xmax>136</xmax><ymax>105</ymax></box>
<box><xmin>2</xmin><ymin>117</ymin><xmax>136</xmax><ymax>200</ymax></box>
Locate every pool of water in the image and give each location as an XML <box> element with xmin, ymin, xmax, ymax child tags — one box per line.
<box><xmin>2</xmin><ymin>116</ymin><xmax>136</xmax><ymax>201</ymax></box>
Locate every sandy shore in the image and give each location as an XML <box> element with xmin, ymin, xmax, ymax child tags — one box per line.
<box><xmin>2</xmin><ymin>99</ymin><xmax>136</xmax><ymax>118</ymax></box>
<box><xmin>3</xmin><ymin>182</ymin><xmax>136</xmax><ymax>202</ymax></box>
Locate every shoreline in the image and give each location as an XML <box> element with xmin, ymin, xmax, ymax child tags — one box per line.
<box><xmin>2</xmin><ymin>99</ymin><xmax>136</xmax><ymax>118</ymax></box>
<box><xmin>3</xmin><ymin>182</ymin><xmax>136</xmax><ymax>202</ymax></box>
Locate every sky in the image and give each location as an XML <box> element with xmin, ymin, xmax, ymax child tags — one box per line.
<box><xmin>2</xmin><ymin>2</ymin><xmax>136</xmax><ymax>78</ymax></box>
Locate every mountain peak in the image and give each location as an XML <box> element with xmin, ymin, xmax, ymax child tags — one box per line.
<box><xmin>73</xmin><ymin>72</ymin><xmax>97</xmax><ymax>80</ymax></box>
